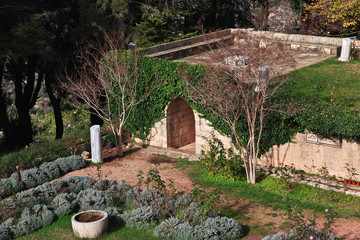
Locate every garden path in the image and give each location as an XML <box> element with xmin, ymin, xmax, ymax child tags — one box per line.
<box><xmin>62</xmin><ymin>147</ymin><xmax>360</xmax><ymax>240</ymax></box>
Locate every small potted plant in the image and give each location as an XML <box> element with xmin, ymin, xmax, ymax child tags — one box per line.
<box><xmin>71</xmin><ymin>210</ymin><xmax>108</xmax><ymax>238</ymax></box>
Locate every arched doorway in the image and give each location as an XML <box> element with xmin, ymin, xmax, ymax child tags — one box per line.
<box><xmin>166</xmin><ymin>98</ymin><xmax>195</xmax><ymax>149</ymax></box>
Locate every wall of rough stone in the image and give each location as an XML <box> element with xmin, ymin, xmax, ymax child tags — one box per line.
<box><xmin>260</xmin><ymin>133</ymin><xmax>360</xmax><ymax>179</ymax></box>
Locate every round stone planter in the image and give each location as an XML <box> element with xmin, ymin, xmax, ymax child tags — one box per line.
<box><xmin>71</xmin><ymin>210</ymin><xmax>108</xmax><ymax>238</ymax></box>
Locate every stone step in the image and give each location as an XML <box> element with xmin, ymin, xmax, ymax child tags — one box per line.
<box><xmin>140</xmin><ymin>145</ymin><xmax>201</xmax><ymax>161</ymax></box>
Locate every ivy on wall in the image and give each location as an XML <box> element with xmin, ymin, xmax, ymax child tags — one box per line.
<box><xmin>115</xmin><ymin>56</ymin><xmax>360</xmax><ymax>156</ymax></box>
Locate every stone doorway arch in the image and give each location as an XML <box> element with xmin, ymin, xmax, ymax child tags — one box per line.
<box><xmin>166</xmin><ymin>98</ymin><xmax>195</xmax><ymax>148</ymax></box>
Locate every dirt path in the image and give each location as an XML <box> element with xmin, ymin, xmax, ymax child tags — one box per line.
<box><xmin>62</xmin><ymin>147</ymin><xmax>360</xmax><ymax>240</ymax></box>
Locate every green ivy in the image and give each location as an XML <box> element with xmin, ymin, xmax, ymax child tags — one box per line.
<box><xmin>112</xmin><ymin>56</ymin><xmax>360</xmax><ymax>159</ymax></box>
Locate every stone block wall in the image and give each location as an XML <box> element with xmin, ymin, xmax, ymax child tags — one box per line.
<box><xmin>136</xmin><ymin>98</ymin><xmax>234</xmax><ymax>156</ymax></box>
<box><xmin>194</xmin><ymin>111</ymin><xmax>234</xmax><ymax>155</ymax></box>
<box><xmin>260</xmin><ymin>133</ymin><xmax>360</xmax><ymax>179</ymax></box>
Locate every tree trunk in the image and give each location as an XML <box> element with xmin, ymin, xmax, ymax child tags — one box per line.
<box><xmin>0</xmin><ymin>60</ymin><xmax>13</xmax><ymax>144</ymax></box>
<box><xmin>115</xmin><ymin>129</ymin><xmax>123</xmax><ymax>157</ymax></box>
<box><xmin>45</xmin><ymin>74</ymin><xmax>63</xmax><ymax>139</ymax></box>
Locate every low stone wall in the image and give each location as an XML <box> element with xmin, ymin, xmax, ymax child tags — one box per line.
<box><xmin>141</xmin><ymin>29</ymin><xmax>232</xmax><ymax>55</ymax></box>
<box><xmin>233</xmin><ymin>28</ymin><xmax>360</xmax><ymax>47</ymax></box>
<box><xmin>260</xmin><ymin>133</ymin><xmax>360</xmax><ymax>179</ymax></box>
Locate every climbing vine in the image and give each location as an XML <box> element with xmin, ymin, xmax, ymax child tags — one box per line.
<box><xmin>115</xmin><ymin>56</ymin><xmax>359</xmax><ymax>156</ymax></box>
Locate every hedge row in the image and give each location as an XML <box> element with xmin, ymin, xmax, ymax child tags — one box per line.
<box><xmin>0</xmin><ymin>176</ymin><xmax>244</xmax><ymax>239</ymax></box>
<box><xmin>122</xmin><ymin>56</ymin><xmax>359</xmax><ymax>157</ymax></box>
<box><xmin>0</xmin><ymin>155</ymin><xmax>87</xmax><ymax>198</ymax></box>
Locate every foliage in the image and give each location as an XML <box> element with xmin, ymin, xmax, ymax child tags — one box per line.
<box><xmin>0</xmin><ymin>170</ymin><xmax>244</xmax><ymax>239</ymax></box>
<box><xmin>126</xmin><ymin>188</ymin><xmax>176</xmax><ymax>219</ymax></box>
<box><xmin>204</xmin><ymin>216</ymin><xmax>244</xmax><ymax>239</ymax></box>
<box><xmin>59</xmin><ymin>25</ymin><xmax>158</xmax><ymax>157</ymax></box>
<box><xmin>294</xmin><ymin>98</ymin><xmax>360</xmax><ymax>139</ymax></box>
<box><xmin>120</xmin><ymin>206</ymin><xmax>158</xmax><ymax>230</ymax></box>
<box><xmin>303</xmin><ymin>0</ymin><xmax>360</xmax><ymax>35</ymax></box>
<box><xmin>153</xmin><ymin>216</ymin><xmax>181</xmax><ymax>239</ymax></box>
<box><xmin>127</xmin><ymin>56</ymin><xmax>360</xmax><ymax>155</ymax></box>
<box><xmin>4</xmin><ymin>205</ymin><xmax>56</xmax><ymax>238</ymax></box>
<box><xmin>0</xmin><ymin>155</ymin><xmax>87</xmax><ymax>198</ymax></box>
<box><xmin>137</xmin><ymin>167</ymin><xmax>177</xmax><ymax>197</ymax></box>
<box><xmin>15</xmin><ymin>215</ymin><xmax>159</xmax><ymax>240</ymax></box>
<box><xmin>200</xmin><ymin>133</ymin><xmax>245</xmax><ymax>180</ymax></box>
<box><xmin>76</xmin><ymin>189</ymin><xmax>113</xmax><ymax>211</ymax></box>
<box><xmin>0</xmin><ymin>138</ymin><xmax>72</xmax><ymax>178</ymax></box>
<box><xmin>51</xmin><ymin>193</ymin><xmax>78</xmax><ymax>217</ymax></box>
<box><xmin>191</xmin><ymin>187</ymin><xmax>225</xmax><ymax>217</ymax></box>
<box><xmin>32</xmin><ymin>106</ymin><xmax>91</xmax><ymax>143</ymax></box>
<box><xmin>0</xmin><ymin>225</ymin><xmax>11</xmax><ymax>240</ymax></box>
<box><xmin>262</xmin><ymin>232</ymin><xmax>288</xmax><ymax>240</ymax></box>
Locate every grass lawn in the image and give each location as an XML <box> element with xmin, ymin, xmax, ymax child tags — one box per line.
<box><xmin>173</xmin><ymin>159</ymin><xmax>360</xmax><ymax>235</ymax></box>
<box><xmin>281</xmin><ymin>57</ymin><xmax>360</xmax><ymax>109</ymax></box>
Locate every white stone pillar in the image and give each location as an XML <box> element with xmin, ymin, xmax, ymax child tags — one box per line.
<box><xmin>90</xmin><ymin>125</ymin><xmax>103</xmax><ymax>163</ymax></box>
<box><xmin>338</xmin><ymin>38</ymin><xmax>353</xmax><ymax>62</ymax></box>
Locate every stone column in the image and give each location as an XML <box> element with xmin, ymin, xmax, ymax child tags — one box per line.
<box><xmin>338</xmin><ymin>38</ymin><xmax>353</xmax><ymax>62</ymax></box>
<box><xmin>90</xmin><ymin>125</ymin><xmax>103</xmax><ymax>163</ymax></box>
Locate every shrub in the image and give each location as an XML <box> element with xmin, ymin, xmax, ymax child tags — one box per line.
<box><xmin>0</xmin><ymin>174</ymin><xmax>24</xmax><ymax>198</ymax></box>
<box><xmin>174</xmin><ymin>222</ymin><xmax>221</xmax><ymax>240</ymax></box>
<box><xmin>262</xmin><ymin>232</ymin><xmax>288</xmax><ymax>240</ymax></box>
<box><xmin>39</xmin><ymin>161</ymin><xmax>61</xmax><ymax>180</ymax></box>
<box><xmin>180</xmin><ymin>202</ymin><xmax>215</xmax><ymax>225</ymax></box>
<box><xmin>200</xmin><ymin>134</ymin><xmax>245</xmax><ymax>180</ymax></box>
<box><xmin>175</xmin><ymin>194</ymin><xmax>194</xmax><ymax>209</ymax></box>
<box><xmin>173</xmin><ymin>221</ymin><xmax>194</xmax><ymax>240</ymax></box>
<box><xmin>10</xmin><ymin>204</ymin><xmax>56</xmax><ymax>237</ymax></box>
<box><xmin>204</xmin><ymin>216</ymin><xmax>244</xmax><ymax>239</ymax></box>
<box><xmin>126</xmin><ymin>188</ymin><xmax>176</xmax><ymax>218</ymax></box>
<box><xmin>54</xmin><ymin>155</ymin><xmax>87</xmax><ymax>174</ymax></box>
<box><xmin>289</xmin><ymin>226</ymin><xmax>342</xmax><ymax>240</ymax></box>
<box><xmin>51</xmin><ymin>193</ymin><xmax>78</xmax><ymax>217</ymax></box>
<box><xmin>93</xmin><ymin>179</ymin><xmax>118</xmax><ymax>191</ymax></box>
<box><xmin>20</xmin><ymin>168</ymin><xmax>49</xmax><ymax>189</ymax></box>
<box><xmin>0</xmin><ymin>225</ymin><xmax>12</xmax><ymax>240</ymax></box>
<box><xmin>104</xmin><ymin>182</ymin><xmax>132</xmax><ymax>206</ymax></box>
<box><xmin>34</xmin><ymin>179</ymin><xmax>68</xmax><ymax>198</ymax></box>
<box><xmin>0</xmin><ymin>198</ymin><xmax>21</xmax><ymax>223</ymax></box>
<box><xmin>120</xmin><ymin>206</ymin><xmax>158</xmax><ymax>229</ymax></box>
<box><xmin>63</xmin><ymin>176</ymin><xmax>95</xmax><ymax>193</ymax></box>
<box><xmin>154</xmin><ymin>217</ymin><xmax>182</xmax><ymax>239</ymax></box>
<box><xmin>0</xmin><ymin>138</ymin><xmax>71</xmax><ymax>179</ymax></box>
<box><xmin>76</xmin><ymin>189</ymin><xmax>113</xmax><ymax>211</ymax></box>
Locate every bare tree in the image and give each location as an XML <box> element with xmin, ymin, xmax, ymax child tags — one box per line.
<box><xmin>59</xmin><ymin>25</ymin><xmax>153</xmax><ymax>157</ymax></box>
<box><xmin>183</xmin><ymin>30</ymin><xmax>295</xmax><ymax>184</ymax></box>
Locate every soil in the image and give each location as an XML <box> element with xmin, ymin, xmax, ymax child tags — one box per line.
<box><xmin>62</xmin><ymin>147</ymin><xmax>360</xmax><ymax>240</ymax></box>
<box><xmin>75</xmin><ymin>212</ymin><xmax>104</xmax><ymax>223</ymax></box>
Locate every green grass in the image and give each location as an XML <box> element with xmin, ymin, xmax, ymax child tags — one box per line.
<box><xmin>174</xmin><ymin>159</ymin><xmax>360</xmax><ymax>219</ymax></box>
<box><xmin>281</xmin><ymin>57</ymin><xmax>360</xmax><ymax>109</ymax></box>
<box><xmin>18</xmin><ymin>215</ymin><xmax>161</xmax><ymax>240</ymax></box>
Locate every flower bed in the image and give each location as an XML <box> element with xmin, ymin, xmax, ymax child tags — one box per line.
<box><xmin>0</xmin><ymin>176</ymin><xmax>244</xmax><ymax>239</ymax></box>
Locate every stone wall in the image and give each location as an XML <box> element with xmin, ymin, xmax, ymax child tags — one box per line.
<box><xmin>260</xmin><ymin>133</ymin><xmax>360</xmax><ymax>179</ymax></box>
<box><xmin>137</xmin><ymin>98</ymin><xmax>234</xmax><ymax>156</ymax></box>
